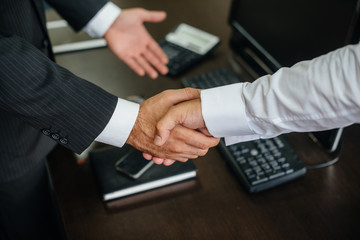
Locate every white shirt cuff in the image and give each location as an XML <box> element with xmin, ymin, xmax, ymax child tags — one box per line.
<box><xmin>95</xmin><ymin>98</ymin><xmax>139</xmax><ymax>147</ymax></box>
<box><xmin>201</xmin><ymin>83</ymin><xmax>259</xmax><ymax>145</ymax></box>
<box><xmin>83</xmin><ymin>2</ymin><xmax>121</xmax><ymax>38</ymax></box>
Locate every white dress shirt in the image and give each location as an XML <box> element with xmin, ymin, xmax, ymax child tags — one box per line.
<box><xmin>201</xmin><ymin>43</ymin><xmax>360</xmax><ymax>145</ymax></box>
<box><xmin>83</xmin><ymin>2</ymin><xmax>140</xmax><ymax>148</ymax></box>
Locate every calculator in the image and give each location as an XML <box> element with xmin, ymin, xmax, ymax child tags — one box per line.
<box><xmin>159</xmin><ymin>23</ymin><xmax>220</xmax><ymax>76</ymax></box>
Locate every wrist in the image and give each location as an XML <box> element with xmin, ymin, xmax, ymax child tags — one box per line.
<box><xmin>83</xmin><ymin>2</ymin><xmax>121</xmax><ymax>38</ymax></box>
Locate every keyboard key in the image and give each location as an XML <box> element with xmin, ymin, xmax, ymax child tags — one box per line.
<box><xmin>250</xmin><ymin>175</ymin><xmax>269</xmax><ymax>185</ymax></box>
<box><xmin>269</xmin><ymin>170</ymin><xmax>286</xmax><ymax>179</ymax></box>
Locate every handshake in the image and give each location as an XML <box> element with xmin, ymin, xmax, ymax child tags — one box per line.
<box><xmin>126</xmin><ymin>88</ymin><xmax>220</xmax><ymax>166</ymax></box>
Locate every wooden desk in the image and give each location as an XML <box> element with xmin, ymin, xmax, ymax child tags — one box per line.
<box><xmin>47</xmin><ymin>0</ymin><xmax>360</xmax><ymax>239</ymax></box>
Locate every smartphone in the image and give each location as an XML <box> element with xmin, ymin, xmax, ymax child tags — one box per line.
<box><xmin>114</xmin><ymin>148</ymin><xmax>154</xmax><ymax>179</ymax></box>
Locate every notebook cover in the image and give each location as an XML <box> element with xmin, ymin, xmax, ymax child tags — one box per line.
<box><xmin>90</xmin><ymin>145</ymin><xmax>197</xmax><ymax>201</ymax></box>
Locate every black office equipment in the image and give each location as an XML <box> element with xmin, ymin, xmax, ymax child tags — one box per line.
<box><xmin>159</xmin><ymin>23</ymin><xmax>220</xmax><ymax>76</ymax></box>
<box><xmin>181</xmin><ymin>0</ymin><xmax>360</xmax><ymax>191</ymax></box>
<box><xmin>90</xmin><ymin>146</ymin><xmax>197</xmax><ymax>201</ymax></box>
<box><xmin>182</xmin><ymin>68</ymin><xmax>306</xmax><ymax>192</ymax></box>
<box><xmin>228</xmin><ymin>0</ymin><xmax>360</xmax><ymax>153</ymax></box>
<box><xmin>220</xmin><ymin>137</ymin><xmax>305</xmax><ymax>193</ymax></box>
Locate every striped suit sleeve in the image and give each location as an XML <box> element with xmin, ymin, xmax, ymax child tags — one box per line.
<box><xmin>0</xmin><ymin>34</ymin><xmax>118</xmax><ymax>153</ymax></box>
<box><xmin>46</xmin><ymin>0</ymin><xmax>108</xmax><ymax>31</ymax></box>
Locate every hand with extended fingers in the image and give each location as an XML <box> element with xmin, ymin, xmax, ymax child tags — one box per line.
<box><xmin>104</xmin><ymin>8</ymin><xmax>169</xmax><ymax>79</ymax></box>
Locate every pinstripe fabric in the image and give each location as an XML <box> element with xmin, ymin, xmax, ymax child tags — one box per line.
<box><xmin>0</xmin><ymin>0</ymin><xmax>117</xmax><ymax>181</ymax></box>
<box><xmin>46</xmin><ymin>0</ymin><xmax>108</xmax><ymax>31</ymax></box>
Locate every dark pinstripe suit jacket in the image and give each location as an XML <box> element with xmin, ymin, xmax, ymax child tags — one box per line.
<box><xmin>0</xmin><ymin>0</ymin><xmax>118</xmax><ymax>181</ymax></box>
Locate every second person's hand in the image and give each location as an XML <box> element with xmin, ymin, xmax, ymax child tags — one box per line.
<box><xmin>104</xmin><ymin>8</ymin><xmax>169</xmax><ymax>79</ymax></box>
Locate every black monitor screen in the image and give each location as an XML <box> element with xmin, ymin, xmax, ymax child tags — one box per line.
<box><xmin>229</xmin><ymin>0</ymin><xmax>359</xmax><ymax>71</ymax></box>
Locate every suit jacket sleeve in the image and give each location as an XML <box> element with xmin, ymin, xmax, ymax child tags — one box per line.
<box><xmin>46</xmin><ymin>0</ymin><xmax>108</xmax><ymax>31</ymax></box>
<box><xmin>0</xmin><ymin>34</ymin><xmax>118</xmax><ymax>153</ymax></box>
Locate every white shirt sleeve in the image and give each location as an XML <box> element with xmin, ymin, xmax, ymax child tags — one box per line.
<box><xmin>95</xmin><ymin>98</ymin><xmax>139</xmax><ymax>147</ymax></box>
<box><xmin>82</xmin><ymin>2</ymin><xmax>138</xmax><ymax>147</ymax></box>
<box><xmin>83</xmin><ymin>2</ymin><xmax>121</xmax><ymax>38</ymax></box>
<box><xmin>201</xmin><ymin>43</ymin><xmax>360</xmax><ymax>146</ymax></box>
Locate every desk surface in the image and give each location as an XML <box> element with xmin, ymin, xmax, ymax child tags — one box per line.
<box><xmin>47</xmin><ymin>0</ymin><xmax>360</xmax><ymax>239</ymax></box>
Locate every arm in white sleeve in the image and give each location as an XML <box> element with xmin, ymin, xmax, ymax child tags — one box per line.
<box><xmin>82</xmin><ymin>2</ymin><xmax>136</xmax><ymax>146</ymax></box>
<box><xmin>82</xmin><ymin>3</ymin><xmax>138</xmax><ymax>148</ymax></box>
<box><xmin>83</xmin><ymin>2</ymin><xmax>121</xmax><ymax>38</ymax></box>
<box><xmin>95</xmin><ymin>98</ymin><xmax>139</xmax><ymax>147</ymax></box>
<box><xmin>201</xmin><ymin>43</ymin><xmax>360</xmax><ymax>145</ymax></box>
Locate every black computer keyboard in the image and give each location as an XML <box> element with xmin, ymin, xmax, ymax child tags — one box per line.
<box><xmin>182</xmin><ymin>68</ymin><xmax>306</xmax><ymax>193</ymax></box>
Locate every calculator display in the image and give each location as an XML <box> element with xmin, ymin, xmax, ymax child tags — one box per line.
<box><xmin>166</xmin><ymin>23</ymin><xmax>220</xmax><ymax>55</ymax></box>
<box><xmin>181</xmin><ymin>31</ymin><xmax>212</xmax><ymax>45</ymax></box>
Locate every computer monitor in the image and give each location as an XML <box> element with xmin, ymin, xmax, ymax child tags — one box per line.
<box><xmin>228</xmin><ymin>0</ymin><xmax>360</xmax><ymax>152</ymax></box>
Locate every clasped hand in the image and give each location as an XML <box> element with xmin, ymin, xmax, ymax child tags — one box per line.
<box><xmin>126</xmin><ymin>88</ymin><xmax>219</xmax><ymax>166</ymax></box>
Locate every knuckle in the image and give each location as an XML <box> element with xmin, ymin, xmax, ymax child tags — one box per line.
<box><xmin>198</xmin><ymin>149</ymin><xmax>208</xmax><ymax>157</ymax></box>
<box><xmin>156</xmin><ymin>121</ymin><xmax>164</xmax><ymax>130</ymax></box>
<box><xmin>213</xmin><ymin>138</ymin><xmax>221</xmax><ymax>146</ymax></box>
<box><xmin>183</xmin><ymin>87</ymin><xmax>192</xmax><ymax>98</ymax></box>
<box><xmin>145</xmin><ymin>53</ymin><xmax>156</xmax><ymax>62</ymax></box>
<box><xmin>172</xmin><ymin>145</ymin><xmax>182</xmax><ymax>153</ymax></box>
<box><xmin>121</xmin><ymin>52</ymin><xmax>131</xmax><ymax>59</ymax></box>
<box><xmin>168</xmin><ymin>144</ymin><xmax>179</xmax><ymax>153</ymax></box>
<box><xmin>161</xmin><ymin>89</ymin><xmax>171</xmax><ymax>99</ymax></box>
<box><xmin>172</xmin><ymin>127</ymin><xmax>184</xmax><ymax>138</ymax></box>
<box><xmin>180</xmin><ymin>158</ymin><xmax>189</xmax><ymax>162</ymax></box>
<box><xmin>198</xmin><ymin>142</ymin><xmax>209</xmax><ymax>150</ymax></box>
<box><xmin>184</xmin><ymin>87</ymin><xmax>199</xmax><ymax>98</ymax></box>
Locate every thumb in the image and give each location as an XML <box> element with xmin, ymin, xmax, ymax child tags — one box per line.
<box><xmin>154</xmin><ymin>108</ymin><xmax>180</xmax><ymax>146</ymax></box>
<box><xmin>141</xmin><ymin>10</ymin><xmax>167</xmax><ymax>23</ymax></box>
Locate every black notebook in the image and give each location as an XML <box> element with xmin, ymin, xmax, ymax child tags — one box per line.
<box><xmin>90</xmin><ymin>146</ymin><xmax>197</xmax><ymax>201</ymax></box>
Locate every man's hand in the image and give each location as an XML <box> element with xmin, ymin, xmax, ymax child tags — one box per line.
<box><xmin>145</xmin><ymin>97</ymin><xmax>219</xmax><ymax>166</ymax></box>
<box><xmin>126</xmin><ymin>88</ymin><xmax>219</xmax><ymax>163</ymax></box>
<box><xmin>104</xmin><ymin>8</ymin><xmax>169</xmax><ymax>79</ymax></box>
<box><xmin>154</xmin><ymin>98</ymin><xmax>214</xmax><ymax>145</ymax></box>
